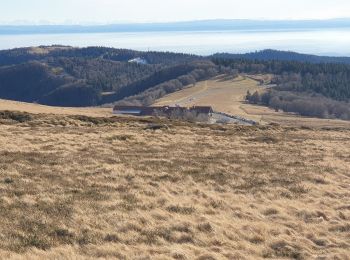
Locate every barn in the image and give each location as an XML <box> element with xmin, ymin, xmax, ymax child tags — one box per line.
<box><xmin>191</xmin><ymin>106</ymin><xmax>213</xmax><ymax>116</ymax></box>
<box><xmin>113</xmin><ymin>106</ymin><xmax>145</xmax><ymax>115</ymax></box>
<box><xmin>113</xmin><ymin>105</ymin><xmax>213</xmax><ymax>119</ymax></box>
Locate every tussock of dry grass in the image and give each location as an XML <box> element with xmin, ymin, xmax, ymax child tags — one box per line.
<box><xmin>0</xmin><ymin>112</ymin><xmax>349</xmax><ymax>259</ymax></box>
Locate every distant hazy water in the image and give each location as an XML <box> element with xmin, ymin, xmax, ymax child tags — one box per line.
<box><xmin>1</xmin><ymin>29</ymin><xmax>350</xmax><ymax>56</ymax></box>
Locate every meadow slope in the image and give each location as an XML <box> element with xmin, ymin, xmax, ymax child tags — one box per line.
<box><xmin>0</xmin><ymin>111</ymin><xmax>349</xmax><ymax>259</ymax></box>
<box><xmin>0</xmin><ymin>99</ymin><xmax>112</xmax><ymax>117</ymax></box>
<box><xmin>154</xmin><ymin>76</ymin><xmax>350</xmax><ymax>128</ymax></box>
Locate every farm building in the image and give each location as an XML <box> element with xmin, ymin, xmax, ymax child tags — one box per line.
<box><xmin>128</xmin><ymin>57</ymin><xmax>148</xmax><ymax>65</ymax></box>
<box><xmin>113</xmin><ymin>105</ymin><xmax>213</xmax><ymax>120</ymax></box>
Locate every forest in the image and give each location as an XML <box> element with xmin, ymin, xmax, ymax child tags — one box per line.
<box><xmin>246</xmin><ymin>90</ymin><xmax>350</xmax><ymax>120</ymax></box>
<box><xmin>0</xmin><ymin>46</ymin><xmax>209</xmax><ymax>106</ymax></box>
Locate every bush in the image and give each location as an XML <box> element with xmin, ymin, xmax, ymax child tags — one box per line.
<box><xmin>248</xmin><ymin>90</ymin><xmax>350</xmax><ymax>120</ymax></box>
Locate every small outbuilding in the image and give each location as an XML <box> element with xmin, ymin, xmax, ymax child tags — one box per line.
<box><xmin>113</xmin><ymin>105</ymin><xmax>213</xmax><ymax>120</ymax></box>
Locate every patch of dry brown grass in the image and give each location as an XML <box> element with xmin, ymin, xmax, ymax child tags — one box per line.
<box><xmin>0</xmin><ymin>112</ymin><xmax>349</xmax><ymax>259</ymax></box>
<box><xmin>0</xmin><ymin>99</ymin><xmax>112</xmax><ymax>117</ymax></box>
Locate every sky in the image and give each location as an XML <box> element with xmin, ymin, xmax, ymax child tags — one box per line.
<box><xmin>1</xmin><ymin>0</ymin><xmax>350</xmax><ymax>25</ymax></box>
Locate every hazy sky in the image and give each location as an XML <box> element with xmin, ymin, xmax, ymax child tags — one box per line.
<box><xmin>1</xmin><ymin>0</ymin><xmax>350</xmax><ymax>24</ymax></box>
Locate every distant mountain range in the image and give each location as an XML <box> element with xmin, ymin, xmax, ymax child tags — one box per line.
<box><xmin>1</xmin><ymin>19</ymin><xmax>350</xmax><ymax>34</ymax></box>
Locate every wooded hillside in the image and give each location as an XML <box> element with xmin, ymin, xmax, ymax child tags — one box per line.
<box><xmin>0</xmin><ymin>46</ymin><xmax>211</xmax><ymax>106</ymax></box>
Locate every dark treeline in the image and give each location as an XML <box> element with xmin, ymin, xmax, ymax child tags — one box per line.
<box><xmin>0</xmin><ymin>46</ymin><xmax>200</xmax><ymax>66</ymax></box>
<box><xmin>246</xmin><ymin>90</ymin><xmax>350</xmax><ymax>120</ymax></box>
<box><xmin>0</xmin><ymin>61</ymin><xmax>102</xmax><ymax>107</ymax></box>
<box><xmin>213</xmin><ymin>58</ymin><xmax>350</xmax><ymax>101</ymax></box>
<box><xmin>272</xmin><ymin>72</ymin><xmax>350</xmax><ymax>102</ymax></box>
<box><xmin>0</xmin><ymin>62</ymin><xmax>69</xmax><ymax>102</ymax></box>
<box><xmin>212</xmin><ymin>49</ymin><xmax>350</xmax><ymax>64</ymax></box>
<box><xmin>55</xmin><ymin>57</ymin><xmax>158</xmax><ymax>92</ymax></box>
<box><xmin>41</xmin><ymin>82</ymin><xmax>101</xmax><ymax>107</ymax></box>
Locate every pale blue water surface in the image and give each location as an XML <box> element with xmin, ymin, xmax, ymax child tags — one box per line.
<box><xmin>1</xmin><ymin>29</ymin><xmax>350</xmax><ymax>56</ymax></box>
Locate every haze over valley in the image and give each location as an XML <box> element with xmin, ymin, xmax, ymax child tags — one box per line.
<box><xmin>2</xmin><ymin>20</ymin><xmax>350</xmax><ymax>56</ymax></box>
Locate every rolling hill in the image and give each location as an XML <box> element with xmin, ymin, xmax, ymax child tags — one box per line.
<box><xmin>153</xmin><ymin>75</ymin><xmax>350</xmax><ymax>128</ymax></box>
<box><xmin>0</xmin><ymin>110</ymin><xmax>349</xmax><ymax>259</ymax></box>
<box><xmin>0</xmin><ymin>46</ymin><xmax>215</xmax><ymax>107</ymax></box>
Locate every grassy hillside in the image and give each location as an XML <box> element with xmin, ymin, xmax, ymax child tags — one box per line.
<box><xmin>0</xmin><ymin>111</ymin><xmax>349</xmax><ymax>259</ymax></box>
<box><xmin>0</xmin><ymin>99</ymin><xmax>112</xmax><ymax>117</ymax></box>
<box><xmin>154</xmin><ymin>75</ymin><xmax>263</xmax><ymax>119</ymax></box>
<box><xmin>154</xmin><ymin>75</ymin><xmax>350</xmax><ymax>127</ymax></box>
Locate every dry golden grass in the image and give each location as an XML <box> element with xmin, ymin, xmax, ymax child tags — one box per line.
<box><xmin>28</xmin><ymin>46</ymin><xmax>75</xmax><ymax>55</ymax></box>
<box><xmin>0</xmin><ymin>99</ymin><xmax>112</xmax><ymax>117</ymax></box>
<box><xmin>155</xmin><ymin>75</ymin><xmax>261</xmax><ymax>121</ymax></box>
<box><xmin>0</xmin><ymin>111</ymin><xmax>349</xmax><ymax>259</ymax></box>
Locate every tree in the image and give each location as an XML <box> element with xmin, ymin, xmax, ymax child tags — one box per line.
<box><xmin>246</xmin><ymin>91</ymin><xmax>252</xmax><ymax>102</ymax></box>
<box><xmin>249</xmin><ymin>91</ymin><xmax>261</xmax><ymax>104</ymax></box>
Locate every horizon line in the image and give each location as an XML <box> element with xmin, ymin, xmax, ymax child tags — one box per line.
<box><xmin>1</xmin><ymin>46</ymin><xmax>350</xmax><ymax>58</ymax></box>
<box><xmin>2</xmin><ymin>17</ymin><xmax>350</xmax><ymax>26</ymax></box>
